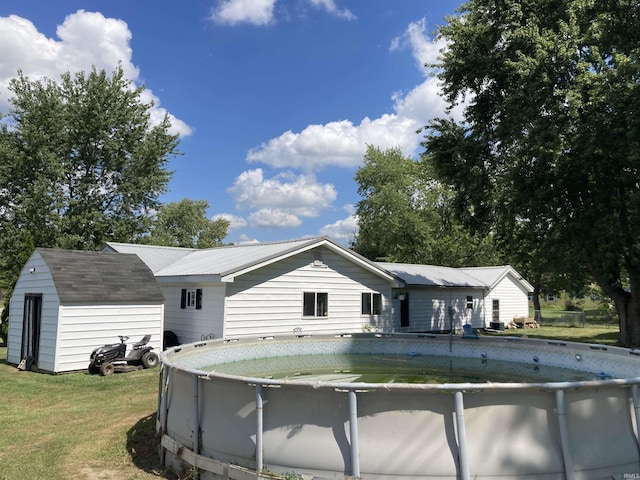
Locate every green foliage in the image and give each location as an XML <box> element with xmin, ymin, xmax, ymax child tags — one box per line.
<box><xmin>352</xmin><ymin>145</ymin><xmax>499</xmax><ymax>266</ymax></box>
<box><xmin>147</xmin><ymin>198</ymin><xmax>229</xmax><ymax>248</ymax></box>
<box><xmin>422</xmin><ymin>0</ymin><xmax>640</xmax><ymax>346</ymax></box>
<box><xmin>0</xmin><ymin>65</ymin><xmax>180</xmax><ymax>306</ymax></box>
<box><xmin>0</xmin><ymin>65</ymin><xmax>179</xmax><ymax>251</ymax></box>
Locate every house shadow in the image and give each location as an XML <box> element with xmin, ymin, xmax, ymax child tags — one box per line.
<box><xmin>126</xmin><ymin>413</ymin><xmax>178</xmax><ymax>479</ymax></box>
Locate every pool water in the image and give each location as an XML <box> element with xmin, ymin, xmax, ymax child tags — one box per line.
<box><xmin>207</xmin><ymin>353</ymin><xmax>598</xmax><ymax>384</ymax></box>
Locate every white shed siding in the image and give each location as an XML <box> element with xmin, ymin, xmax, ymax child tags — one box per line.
<box><xmin>486</xmin><ymin>273</ymin><xmax>530</xmax><ymax>325</ymax></box>
<box><xmin>224</xmin><ymin>248</ymin><xmax>393</xmax><ymax>338</ymax></box>
<box><xmin>54</xmin><ymin>304</ymin><xmax>164</xmax><ymax>373</ymax></box>
<box><xmin>397</xmin><ymin>288</ymin><xmax>486</xmax><ymax>332</ymax></box>
<box><xmin>6</xmin><ymin>252</ymin><xmax>60</xmax><ymax>371</ymax></box>
<box><xmin>160</xmin><ymin>283</ymin><xmax>226</xmax><ymax>344</ymax></box>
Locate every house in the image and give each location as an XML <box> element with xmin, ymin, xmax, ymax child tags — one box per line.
<box><xmin>104</xmin><ymin>237</ymin><xmax>402</xmax><ymax>343</ymax></box>
<box><xmin>6</xmin><ymin>238</ymin><xmax>533</xmax><ymax>368</ymax></box>
<box><xmin>105</xmin><ymin>237</ymin><xmax>532</xmax><ymax>342</ymax></box>
<box><xmin>6</xmin><ymin>249</ymin><xmax>164</xmax><ymax>373</ymax></box>
<box><xmin>380</xmin><ymin>263</ymin><xmax>533</xmax><ymax>332</ymax></box>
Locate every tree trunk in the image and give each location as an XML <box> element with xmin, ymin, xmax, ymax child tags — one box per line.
<box><xmin>531</xmin><ymin>283</ymin><xmax>542</xmax><ymax>322</ymax></box>
<box><xmin>593</xmin><ymin>272</ymin><xmax>640</xmax><ymax>348</ymax></box>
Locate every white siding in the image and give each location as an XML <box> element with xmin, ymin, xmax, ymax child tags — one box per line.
<box><xmin>55</xmin><ymin>304</ymin><xmax>164</xmax><ymax>373</ymax></box>
<box><xmin>160</xmin><ymin>282</ymin><xmax>225</xmax><ymax>344</ymax></box>
<box><xmin>396</xmin><ymin>288</ymin><xmax>486</xmax><ymax>332</ymax></box>
<box><xmin>6</xmin><ymin>252</ymin><xmax>60</xmax><ymax>371</ymax></box>
<box><xmin>224</xmin><ymin>247</ymin><xmax>393</xmax><ymax>338</ymax></box>
<box><xmin>486</xmin><ymin>273</ymin><xmax>530</xmax><ymax>325</ymax></box>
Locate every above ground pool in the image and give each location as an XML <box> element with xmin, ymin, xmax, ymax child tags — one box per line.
<box><xmin>157</xmin><ymin>333</ymin><xmax>640</xmax><ymax>479</ymax></box>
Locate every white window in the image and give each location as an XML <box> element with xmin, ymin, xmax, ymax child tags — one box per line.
<box><xmin>466</xmin><ymin>296</ymin><xmax>473</xmax><ymax>309</ymax></box>
<box><xmin>362</xmin><ymin>292</ymin><xmax>382</xmax><ymax>315</ymax></box>
<box><xmin>181</xmin><ymin>288</ymin><xmax>202</xmax><ymax>310</ymax></box>
<box><xmin>303</xmin><ymin>292</ymin><xmax>328</xmax><ymax>317</ymax></box>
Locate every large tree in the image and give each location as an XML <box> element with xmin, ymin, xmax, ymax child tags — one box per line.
<box><xmin>147</xmin><ymin>198</ymin><xmax>229</xmax><ymax>248</ymax></box>
<box><xmin>422</xmin><ymin>0</ymin><xmax>640</xmax><ymax>346</ymax></box>
<box><xmin>352</xmin><ymin>145</ymin><xmax>499</xmax><ymax>266</ymax></box>
<box><xmin>0</xmin><ymin>65</ymin><xmax>179</xmax><ymax>253</ymax></box>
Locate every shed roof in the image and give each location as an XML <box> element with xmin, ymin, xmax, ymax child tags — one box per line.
<box><xmin>37</xmin><ymin>248</ymin><xmax>164</xmax><ymax>305</ymax></box>
<box><xmin>378</xmin><ymin>262</ymin><xmax>487</xmax><ymax>288</ymax></box>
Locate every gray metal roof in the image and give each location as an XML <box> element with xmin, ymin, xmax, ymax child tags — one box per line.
<box><xmin>105</xmin><ymin>237</ymin><xmax>398</xmax><ymax>283</ymax></box>
<box><xmin>378</xmin><ymin>262</ymin><xmax>489</xmax><ymax>288</ymax></box>
<box><xmin>38</xmin><ymin>248</ymin><xmax>164</xmax><ymax>305</ymax></box>
<box><xmin>102</xmin><ymin>242</ymin><xmax>196</xmax><ymax>274</ymax></box>
<box><xmin>459</xmin><ymin>265</ymin><xmax>534</xmax><ymax>291</ymax></box>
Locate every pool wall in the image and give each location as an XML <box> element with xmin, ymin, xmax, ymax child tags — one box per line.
<box><xmin>158</xmin><ymin>333</ymin><xmax>640</xmax><ymax>479</ymax></box>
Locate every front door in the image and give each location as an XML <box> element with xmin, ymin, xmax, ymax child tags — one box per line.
<box><xmin>400</xmin><ymin>294</ymin><xmax>410</xmax><ymax>328</ymax></box>
<box><xmin>21</xmin><ymin>294</ymin><xmax>42</xmax><ymax>364</ymax></box>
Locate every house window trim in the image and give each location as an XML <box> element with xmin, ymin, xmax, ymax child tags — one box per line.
<box><xmin>181</xmin><ymin>288</ymin><xmax>203</xmax><ymax>310</ymax></box>
<box><xmin>303</xmin><ymin>291</ymin><xmax>329</xmax><ymax>317</ymax></box>
<box><xmin>466</xmin><ymin>295</ymin><xmax>473</xmax><ymax>309</ymax></box>
<box><xmin>361</xmin><ymin>292</ymin><xmax>382</xmax><ymax>315</ymax></box>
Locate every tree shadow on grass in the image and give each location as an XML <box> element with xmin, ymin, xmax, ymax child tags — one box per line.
<box><xmin>127</xmin><ymin>413</ymin><xmax>179</xmax><ymax>479</ymax></box>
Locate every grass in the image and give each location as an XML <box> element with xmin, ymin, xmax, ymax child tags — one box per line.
<box><xmin>0</xmin><ymin>316</ymin><xmax>623</xmax><ymax>480</ymax></box>
<box><xmin>0</xmin><ymin>347</ymin><xmax>175</xmax><ymax>480</ymax></box>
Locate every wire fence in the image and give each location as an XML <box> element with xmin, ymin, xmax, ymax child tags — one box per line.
<box><xmin>533</xmin><ymin>309</ymin><xmax>616</xmax><ymax>328</ymax></box>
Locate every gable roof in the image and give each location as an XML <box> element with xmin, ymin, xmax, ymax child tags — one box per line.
<box><xmin>459</xmin><ymin>265</ymin><xmax>534</xmax><ymax>292</ymax></box>
<box><xmin>104</xmin><ymin>237</ymin><xmax>400</xmax><ymax>284</ymax></box>
<box><xmin>379</xmin><ymin>262</ymin><xmax>533</xmax><ymax>292</ymax></box>
<box><xmin>37</xmin><ymin>248</ymin><xmax>164</xmax><ymax>305</ymax></box>
<box><xmin>377</xmin><ymin>263</ymin><xmax>487</xmax><ymax>288</ymax></box>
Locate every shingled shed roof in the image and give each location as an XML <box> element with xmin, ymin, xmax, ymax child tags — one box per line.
<box><xmin>37</xmin><ymin>248</ymin><xmax>164</xmax><ymax>305</ymax></box>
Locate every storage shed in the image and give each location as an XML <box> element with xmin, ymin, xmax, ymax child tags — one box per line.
<box><xmin>6</xmin><ymin>248</ymin><xmax>164</xmax><ymax>373</ymax></box>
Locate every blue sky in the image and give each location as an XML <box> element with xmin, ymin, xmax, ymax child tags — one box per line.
<box><xmin>0</xmin><ymin>0</ymin><xmax>462</xmax><ymax>245</ymax></box>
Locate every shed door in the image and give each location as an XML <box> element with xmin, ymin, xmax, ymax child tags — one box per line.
<box><xmin>21</xmin><ymin>294</ymin><xmax>42</xmax><ymax>363</ymax></box>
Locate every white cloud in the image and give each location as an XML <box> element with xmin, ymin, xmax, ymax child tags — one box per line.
<box><xmin>227</xmin><ymin>168</ymin><xmax>337</xmax><ymax>229</ymax></box>
<box><xmin>0</xmin><ymin>11</ymin><xmax>192</xmax><ymax>137</ymax></box>
<box><xmin>228</xmin><ymin>168</ymin><xmax>337</xmax><ymax>215</ymax></box>
<box><xmin>308</xmin><ymin>0</ymin><xmax>356</xmax><ymax>20</ymax></box>
<box><xmin>246</xmin><ymin>18</ymin><xmax>455</xmax><ymax>172</ymax></box>
<box><xmin>248</xmin><ymin>209</ymin><xmax>302</xmax><ymax>229</ymax></box>
<box><xmin>209</xmin><ymin>0</ymin><xmax>354</xmax><ymax>26</ymax></box>
<box><xmin>212</xmin><ymin>213</ymin><xmax>248</xmax><ymax>231</ymax></box>
<box><xmin>390</xmin><ymin>18</ymin><xmax>444</xmax><ymax>74</ymax></box>
<box><xmin>247</xmin><ymin>115</ymin><xmax>420</xmax><ymax>170</ymax></box>
<box><xmin>319</xmin><ymin>214</ymin><xmax>358</xmax><ymax>241</ymax></box>
<box><xmin>209</xmin><ymin>0</ymin><xmax>276</xmax><ymax>26</ymax></box>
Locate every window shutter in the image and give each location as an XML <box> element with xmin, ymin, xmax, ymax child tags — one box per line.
<box><xmin>196</xmin><ymin>289</ymin><xmax>203</xmax><ymax>310</ymax></box>
<box><xmin>180</xmin><ymin>289</ymin><xmax>187</xmax><ymax>309</ymax></box>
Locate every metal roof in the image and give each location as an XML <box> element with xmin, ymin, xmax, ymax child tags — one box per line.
<box><xmin>105</xmin><ymin>237</ymin><xmax>396</xmax><ymax>283</ymax></box>
<box><xmin>378</xmin><ymin>263</ymin><xmax>533</xmax><ymax>291</ymax></box>
<box><xmin>378</xmin><ymin>262</ymin><xmax>487</xmax><ymax>288</ymax></box>
<box><xmin>37</xmin><ymin>248</ymin><xmax>164</xmax><ymax>305</ymax></box>
<box><xmin>459</xmin><ymin>265</ymin><xmax>534</xmax><ymax>291</ymax></box>
<box><xmin>103</xmin><ymin>242</ymin><xmax>196</xmax><ymax>274</ymax></box>
<box><xmin>154</xmin><ymin>238</ymin><xmax>321</xmax><ymax>277</ymax></box>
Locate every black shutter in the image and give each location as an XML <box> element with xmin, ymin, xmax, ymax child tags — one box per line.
<box><xmin>180</xmin><ymin>289</ymin><xmax>187</xmax><ymax>309</ymax></box>
<box><xmin>196</xmin><ymin>289</ymin><xmax>203</xmax><ymax>310</ymax></box>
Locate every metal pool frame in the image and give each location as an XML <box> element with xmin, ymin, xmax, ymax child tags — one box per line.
<box><xmin>157</xmin><ymin>333</ymin><xmax>640</xmax><ymax>479</ymax></box>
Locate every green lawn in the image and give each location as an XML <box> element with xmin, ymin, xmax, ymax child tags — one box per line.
<box><xmin>0</xmin><ymin>347</ymin><xmax>173</xmax><ymax>480</ymax></box>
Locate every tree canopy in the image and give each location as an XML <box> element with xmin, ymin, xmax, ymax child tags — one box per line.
<box><xmin>422</xmin><ymin>0</ymin><xmax>640</xmax><ymax>346</ymax></box>
<box><xmin>0</xmin><ymin>65</ymin><xmax>179</xmax><ymax>254</ymax></box>
<box><xmin>352</xmin><ymin>145</ymin><xmax>499</xmax><ymax>266</ymax></box>
<box><xmin>147</xmin><ymin>199</ymin><xmax>229</xmax><ymax>248</ymax></box>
